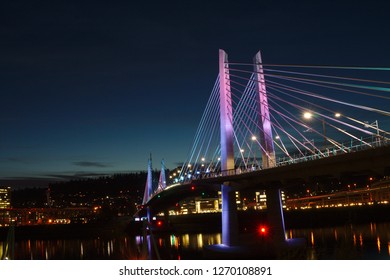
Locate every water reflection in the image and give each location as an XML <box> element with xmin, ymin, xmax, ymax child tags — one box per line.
<box><xmin>153</xmin><ymin>232</ymin><xmax>222</xmax><ymax>259</ymax></box>
<box><xmin>388</xmin><ymin>242</ymin><xmax>390</xmax><ymax>256</ymax></box>
<box><xmin>0</xmin><ymin>232</ymin><xmax>223</xmax><ymax>260</ymax></box>
<box><xmin>289</xmin><ymin>222</ymin><xmax>390</xmax><ymax>259</ymax></box>
<box><xmin>310</xmin><ymin>231</ymin><xmax>315</xmax><ymax>247</ymax></box>
<box><xmin>0</xmin><ymin>237</ymin><xmax>148</xmax><ymax>260</ymax></box>
<box><xmin>1</xmin><ymin>222</ymin><xmax>390</xmax><ymax>260</ymax></box>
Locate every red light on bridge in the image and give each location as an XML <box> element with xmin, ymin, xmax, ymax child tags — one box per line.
<box><xmin>157</xmin><ymin>221</ymin><xmax>163</xmax><ymax>227</ymax></box>
<box><xmin>258</xmin><ymin>225</ymin><xmax>268</xmax><ymax>235</ymax></box>
<box><xmin>191</xmin><ymin>186</ymin><xmax>196</xmax><ymax>190</ymax></box>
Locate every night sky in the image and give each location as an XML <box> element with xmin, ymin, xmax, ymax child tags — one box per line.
<box><xmin>1</xmin><ymin>0</ymin><xmax>390</xmax><ymax>188</ymax></box>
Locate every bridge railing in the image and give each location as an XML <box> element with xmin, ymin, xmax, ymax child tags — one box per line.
<box><xmin>276</xmin><ymin>135</ymin><xmax>389</xmax><ymax>167</ymax></box>
<box><xmin>178</xmin><ymin>135</ymin><xmax>389</xmax><ymax>183</ymax></box>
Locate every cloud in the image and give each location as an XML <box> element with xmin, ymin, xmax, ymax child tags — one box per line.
<box><xmin>45</xmin><ymin>172</ymin><xmax>108</xmax><ymax>180</ymax></box>
<box><xmin>72</xmin><ymin>161</ymin><xmax>111</xmax><ymax>168</ymax></box>
<box><xmin>0</xmin><ymin>177</ymin><xmax>54</xmax><ymax>189</ymax></box>
<box><xmin>0</xmin><ymin>171</ymin><xmax>113</xmax><ymax>189</ymax></box>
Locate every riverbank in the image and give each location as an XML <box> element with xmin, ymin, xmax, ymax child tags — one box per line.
<box><xmin>0</xmin><ymin>216</ymin><xmax>130</xmax><ymax>241</ymax></box>
<box><xmin>1</xmin><ymin>204</ymin><xmax>389</xmax><ymax>240</ymax></box>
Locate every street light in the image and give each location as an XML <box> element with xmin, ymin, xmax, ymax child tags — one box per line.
<box><xmin>303</xmin><ymin>111</ymin><xmax>341</xmax><ymax>147</ymax></box>
<box><xmin>303</xmin><ymin>112</ymin><xmax>313</xmax><ymax>119</ymax></box>
<box><xmin>251</xmin><ymin>136</ymin><xmax>258</xmax><ymax>169</ymax></box>
<box><xmin>364</xmin><ymin>120</ymin><xmax>380</xmax><ymax>145</ymax></box>
<box><xmin>364</xmin><ymin>120</ymin><xmax>379</xmax><ymax>136</ymax></box>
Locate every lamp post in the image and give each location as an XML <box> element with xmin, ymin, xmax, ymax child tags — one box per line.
<box><xmin>303</xmin><ymin>111</ymin><xmax>341</xmax><ymax>148</ymax></box>
<box><xmin>364</xmin><ymin>120</ymin><xmax>380</xmax><ymax>145</ymax></box>
<box><xmin>364</xmin><ymin>120</ymin><xmax>379</xmax><ymax>135</ymax></box>
<box><xmin>321</xmin><ymin>118</ymin><xmax>326</xmax><ymax>147</ymax></box>
<box><xmin>251</xmin><ymin>136</ymin><xmax>257</xmax><ymax>169</ymax></box>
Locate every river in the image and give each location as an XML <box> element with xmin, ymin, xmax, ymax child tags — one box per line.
<box><xmin>1</xmin><ymin>222</ymin><xmax>389</xmax><ymax>260</ymax></box>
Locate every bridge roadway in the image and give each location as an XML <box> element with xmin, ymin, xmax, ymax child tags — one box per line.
<box><xmin>145</xmin><ymin>145</ymin><xmax>390</xmax><ymax>213</ymax></box>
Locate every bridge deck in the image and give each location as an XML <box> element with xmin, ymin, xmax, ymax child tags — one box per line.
<box><xmin>144</xmin><ymin>145</ymin><xmax>390</xmax><ymax>213</ymax></box>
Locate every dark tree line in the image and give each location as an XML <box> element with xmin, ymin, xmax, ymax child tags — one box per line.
<box><xmin>11</xmin><ymin>171</ymin><xmax>165</xmax><ymax>209</ymax></box>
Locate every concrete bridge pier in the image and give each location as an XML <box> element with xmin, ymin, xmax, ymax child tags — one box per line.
<box><xmin>266</xmin><ymin>188</ymin><xmax>286</xmax><ymax>245</ymax></box>
<box><xmin>146</xmin><ymin>206</ymin><xmax>152</xmax><ymax>224</ymax></box>
<box><xmin>221</xmin><ymin>185</ymin><xmax>239</xmax><ymax>246</ymax></box>
<box><xmin>163</xmin><ymin>209</ymin><xmax>171</xmax><ymax>229</ymax></box>
<box><xmin>163</xmin><ymin>209</ymin><xmax>169</xmax><ymax>222</ymax></box>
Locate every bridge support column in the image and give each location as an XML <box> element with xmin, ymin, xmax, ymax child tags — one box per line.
<box><xmin>163</xmin><ymin>209</ymin><xmax>169</xmax><ymax>224</ymax></box>
<box><xmin>142</xmin><ymin>156</ymin><xmax>153</xmax><ymax>223</ymax></box>
<box><xmin>219</xmin><ymin>49</ymin><xmax>238</xmax><ymax>246</ymax></box>
<box><xmin>266</xmin><ymin>188</ymin><xmax>286</xmax><ymax>244</ymax></box>
<box><xmin>222</xmin><ymin>185</ymin><xmax>239</xmax><ymax>246</ymax></box>
<box><xmin>146</xmin><ymin>206</ymin><xmax>152</xmax><ymax>224</ymax></box>
<box><xmin>254</xmin><ymin>51</ymin><xmax>286</xmax><ymax>245</ymax></box>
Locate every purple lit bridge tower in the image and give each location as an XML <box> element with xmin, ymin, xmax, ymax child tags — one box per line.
<box><xmin>219</xmin><ymin>49</ymin><xmax>285</xmax><ymax>246</ymax></box>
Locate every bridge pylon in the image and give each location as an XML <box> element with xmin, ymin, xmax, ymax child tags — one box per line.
<box><xmin>141</xmin><ymin>155</ymin><xmax>153</xmax><ymax>222</ymax></box>
<box><xmin>254</xmin><ymin>51</ymin><xmax>286</xmax><ymax>243</ymax></box>
<box><xmin>156</xmin><ymin>159</ymin><xmax>167</xmax><ymax>193</ymax></box>
<box><xmin>219</xmin><ymin>49</ymin><xmax>239</xmax><ymax>246</ymax></box>
<box><xmin>253</xmin><ymin>50</ymin><xmax>276</xmax><ymax>168</ymax></box>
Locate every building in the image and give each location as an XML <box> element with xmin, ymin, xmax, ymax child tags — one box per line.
<box><xmin>0</xmin><ymin>186</ymin><xmax>11</xmax><ymax>226</ymax></box>
<box><xmin>253</xmin><ymin>190</ymin><xmax>286</xmax><ymax>210</ymax></box>
<box><xmin>175</xmin><ymin>196</ymin><xmax>219</xmax><ymax>215</ymax></box>
<box><xmin>0</xmin><ymin>186</ymin><xmax>11</xmax><ymax>209</ymax></box>
<box><xmin>218</xmin><ymin>191</ymin><xmax>243</xmax><ymax>210</ymax></box>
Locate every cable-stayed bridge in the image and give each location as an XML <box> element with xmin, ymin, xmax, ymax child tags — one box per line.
<box><xmin>139</xmin><ymin>50</ymin><xmax>390</xmax><ymax>250</ymax></box>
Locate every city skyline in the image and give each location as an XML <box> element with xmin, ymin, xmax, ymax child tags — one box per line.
<box><xmin>1</xmin><ymin>0</ymin><xmax>390</xmax><ymax>188</ymax></box>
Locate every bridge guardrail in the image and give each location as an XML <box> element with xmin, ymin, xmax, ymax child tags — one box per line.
<box><xmin>178</xmin><ymin>136</ymin><xmax>389</xmax><ymax>183</ymax></box>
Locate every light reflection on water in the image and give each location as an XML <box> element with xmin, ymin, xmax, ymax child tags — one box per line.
<box><xmin>388</xmin><ymin>242</ymin><xmax>390</xmax><ymax>255</ymax></box>
<box><xmin>289</xmin><ymin>222</ymin><xmax>390</xmax><ymax>259</ymax></box>
<box><xmin>0</xmin><ymin>232</ymin><xmax>222</xmax><ymax>260</ymax></box>
<box><xmin>163</xmin><ymin>233</ymin><xmax>221</xmax><ymax>251</ymax></box>
<box><xmin>1</xmin><ymin>222</ymin><xmax>389</xmax><ymax>259</ymax></box>
<box><xmin>0</xmin><ymin>237</ymin><xmax>144</xmax><ymax>260</ymax></box>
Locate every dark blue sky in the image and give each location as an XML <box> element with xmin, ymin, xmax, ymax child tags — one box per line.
<box><xmin>1</xmin><ymin>0</ymin><xmax>390</xmax><ymax>187</ymax></box>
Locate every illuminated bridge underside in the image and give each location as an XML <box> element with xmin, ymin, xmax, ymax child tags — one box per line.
<box><xmin>146</xmin><ymin>145</ymin><xmax>390</xmax><ymax>213</ymax></box>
